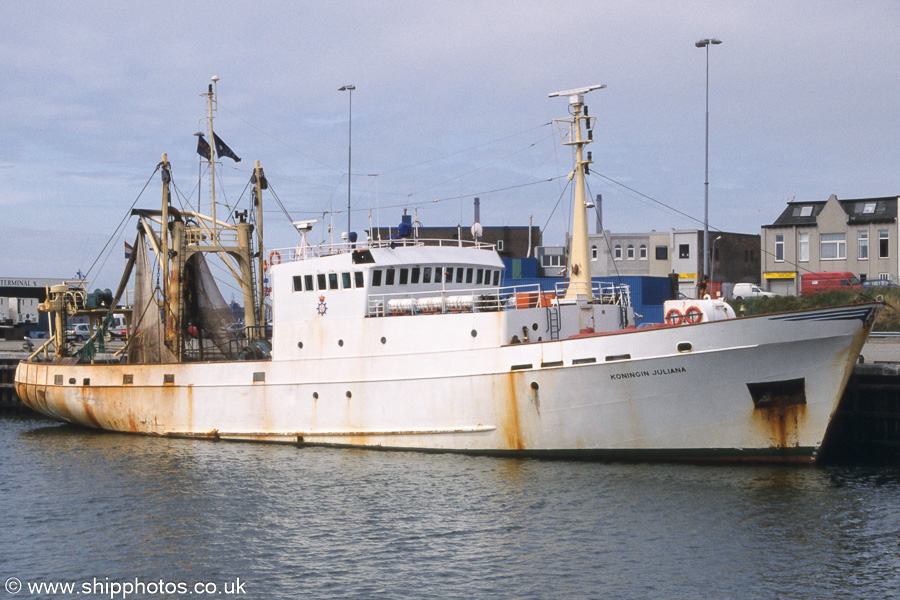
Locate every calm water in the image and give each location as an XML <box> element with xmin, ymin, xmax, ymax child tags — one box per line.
<box><xmin>1</xmin><ymin>413</ymin><xmax>899</xmax><ymax>600</ymax></box>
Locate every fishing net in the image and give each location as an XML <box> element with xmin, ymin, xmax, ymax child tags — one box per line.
<box><xmin>128</xmin><ymin>230</ymin><xmax>177</xmax><ymax>364</ymax></box>
<box><xmin>184</xmin><ymin>253</ymin><xmax>238</xmax><ymax>360</ymax></box>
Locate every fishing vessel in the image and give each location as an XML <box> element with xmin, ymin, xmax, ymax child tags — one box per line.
<box><xmin>15</xmin><ymin>83</ymin><xmax>879</xmax><ymax>462</ymax></box>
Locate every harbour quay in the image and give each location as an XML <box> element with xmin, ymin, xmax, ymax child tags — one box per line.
<box><xmin>3</xmin><ymin>337</ymin><xmax>900</xmax><ymax>463</ymax></box>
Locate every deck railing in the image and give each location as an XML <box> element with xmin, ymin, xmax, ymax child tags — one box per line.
<box><xmin>366</xmin><ymin>282</ymin><xmax>630</xmax><ymax>318</ymax></box>
<box><xmin>269</xmin><ymin>238</ymin><xmax>496</xmax><ymax>263</ymax></box>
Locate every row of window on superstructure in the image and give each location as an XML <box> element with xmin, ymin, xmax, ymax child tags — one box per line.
<box><xmin>294</xmin><ymin>272</ymin><xmax>366</xmax><ymax>292</ymax></box>
<box><xmin>293</xmin><ymin>266</ymin><xmax>501</xmax><ymax>293</ymax></box>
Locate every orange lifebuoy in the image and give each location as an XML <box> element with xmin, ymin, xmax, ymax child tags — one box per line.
<box><xmin>268</xmin><ymin>250</ymin><xmax>281</xmax><ymax>265</ymax></box>
<box><xmin>684</xmin><ymin>306</ymin><xmax>703</xmax><ymax>324</ymax></box>
<box><xmin>665</xmin><ymin>308</ymin><xmax>683</xmax><ymax>326</ymax></box>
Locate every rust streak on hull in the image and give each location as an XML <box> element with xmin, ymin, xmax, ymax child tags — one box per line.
<box><xmin>501</xmin><ymin>372</ymin><xmax>525</xmax><ymax>450</ymax></box>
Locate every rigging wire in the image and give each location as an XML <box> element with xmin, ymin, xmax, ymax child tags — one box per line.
<box><xmin>288</xmin><ymin>176</ymin><xmax>564</xmax><ymax>220</ymax></box>
<box><xmin>221</xmin><ymin>107</ymin><xmax>341</xmax><ymax>173</ymax></box>
<box><xmin>540</xmin><ymin>178</ymin><xmax>572</xmax><ymax>235</ymax></box>
<box><xmin>265</xmin><ymin>181</ymin><xmax>296</xmax><ymax>226</ymax></box>
<box><xmin>584</xmin><ymin>178</ymin><xmax>624</xmax><ymax>283</ymax></box>
<box><xmin>590</xmin><ymin>171</ymin><xmax>711</xmax><ymax>231</ymax></box>
<box><xmin>83</xmin><ymin>165</ymin><xmax>161</xmax><ymax>284</ymax></box>
<box><xmin>404</xmin><ymin>131</ymin><xmax>556</xmax><ymax>200</ymax></box>
<box><xmin>587</xmin><ymin>170</ymin><xmax>879</xmax><ymax>298</ymax></box>
<box><xmin>384</xmin><ymin>122</ymin><xmax>553</xmax><ymax>177</ymax></box>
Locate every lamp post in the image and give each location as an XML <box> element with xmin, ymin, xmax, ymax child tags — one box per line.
<box><xmin>696</xmin><ymin>38</ymin><xmax>722</xmax><ymax>281</ymax></box>
<box><xmin>711</xmin><ymin>235</ymin><xmax>722</xmax><ymax>298</ymax></box>
<box><xmin>339</xmin><ymin>84</ymin><xmax>355</xmax><ymax>237</ymax></box>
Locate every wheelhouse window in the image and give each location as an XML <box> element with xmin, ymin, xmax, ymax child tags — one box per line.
<box><xmin>435</xmin><ymin>268</ymin><xmax>444</xmax><ymax>283</ymax></box>
<box><xmin>342</xmin><ymin>272</ymin><xmax>352</xmax><ymax>288</ymax></box>
<box><xmin>328</xmin><ymin>273</ymin><xmax>339</xmax><ymax>290</ymax></box>
<box><xmin>820</xmin><ymin>233</ymin><xmax>846</xmax><ymax>260</ymax></box>
<box><xmin>317</xmin><ymin>274</ymin><xmax>327</xmax><ymax>290</ymax></box>
<box><xmin>492</xmin><ymin>271</ymin><xmax>501</xmax><ymax>286</ymax></box>
<box><xmin>371</xmin><ymin>270</ymin><xmax>382</xmax><ymax>287</ymax></box>
<box><xmin>465</xmin><ymin>268</ymin><xmax>473</xmax><ymax>284</ymax></box>
<box><xmin>385</xmin><ymin>269</ymin><xmax>396</xmax><ymax>286</ymax></box>
<box><xmin>354</xmin><ymin>272</ymin><xmax>364</xmax><ymax>288</ymax></box>
<box><xmin>422</xmin><ymin>267</ymin><xmax>432</xmax><ymax>284</ymax></box>
<box><xmin>775</xmin><ymin>234</ymin><xmax>784</xmax><ymax>262</ymax></box>
<box><xmin>455</xmin><ymin>269</ymin><xmax>463</xmax><ymax>284</ymax></box>
<box><xmin>879</xmin><ymin>229</ymin><xmax>890</xmax><ymax>258</ymax></box>
<box><xmin>411</xmin><ymin>267</ymin><xmax>420</xmax><ymax>284</ymax></box>
<box><xmin>476</xmin><ymin>269</ymin><xmax>483</xmax><ymax>285</ymax></box>
<box><xmin>293</xmin><ymin>276</ymin><xmax>303</xmax><ymax>292</ymax></box>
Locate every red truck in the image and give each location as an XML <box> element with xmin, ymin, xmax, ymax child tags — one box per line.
<box><xmin>800</xmin><ymin>272</ymin><xmax>861</xmax><ymax>295</ymax></box>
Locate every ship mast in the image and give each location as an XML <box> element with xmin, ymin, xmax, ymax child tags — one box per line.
<box><xmin>549</xmin><ymin>85</ymin><xmax>605</xmax><ymax>300</ymax></box>
<box><xmin>205</xmin><ymin>75</ymin><xmax>219</xmax><ymax>243</ymax></box>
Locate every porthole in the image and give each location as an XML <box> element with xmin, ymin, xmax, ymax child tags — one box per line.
<box><xmin>531</xmin><ymin>382</ymin><xmax>539</xmax><ymax>391</ymax></box>
<box><xmin>346</xmin><ymin>391</ymin><xmax>352</xmax><ymax>399</ymax></box>
<box><xmin>677</xmin><ymin>342</ymin><xmax>693</xmax><ymax>353</ymax></box>
<box><xmin>298</xmin><ymin>341</ymin><xmax>303</xmax><ymax>349</ymax></box>
<box><xmin>380</xmin><ymin>337</ymin><xmax>386</xmax><ymax>344</ymax></box>
<box><xmin>471</xmin><ymin>330</ymin><xmax>477</xmax><ymax>337</ymax></box>
<box><xmin>338</xmin><ymin>339</ymin><xmax>344</xmax><ymax>347</ymax></box>
<box><xmin>532</xmin><ymin>323</ymin><xmax>538</xmax><ymax>331</ymax></box>
<box><xmin>313</xmin><ymin>392</ymin><xmax>319</xmax><ymax>399</ymax></box>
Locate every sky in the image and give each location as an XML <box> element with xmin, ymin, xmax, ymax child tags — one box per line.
<box><xmin>1</xmin><ymin>1</ymin><xmax>898</xmax><ymax>291</ymax></box>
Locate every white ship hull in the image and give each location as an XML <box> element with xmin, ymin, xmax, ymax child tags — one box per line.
<box><xmin>16</xmin><ymin>304</ymin><xmax>878</xmax><ymax>463</ymax></box>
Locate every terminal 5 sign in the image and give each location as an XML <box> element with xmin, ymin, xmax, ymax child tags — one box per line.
<box><xmin>0</xmin><ymin>278</ymin><xmax>64</xmax><ymax>288</ymax></box>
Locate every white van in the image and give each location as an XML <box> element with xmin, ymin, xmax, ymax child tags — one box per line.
<box><xmin>731</xmin><ymin>283</ymin><xmax>776</xmax><ymax>300</ymax></box>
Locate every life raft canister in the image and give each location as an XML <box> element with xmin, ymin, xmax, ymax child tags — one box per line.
<box><xmin>665</xmin><ymin>308</ymin><xmax>683</xmax><ymax>326</ymax></box>
<box><xmin>684</xmin><ymin>306</ymin><xmax>703</xmax><ymax>324</ymax></box>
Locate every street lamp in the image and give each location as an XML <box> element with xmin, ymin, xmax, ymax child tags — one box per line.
<box><xmin>696</xmin><ymin>38</ymin><xmax>722</xmax><ymax>281</ymax></box>
<box><xmin>339</xmin><ymin>84</ymin><xmax>355</xmax><ymax>237</ymax></box>
<box><xmin>710</xmin><ymin>235</ymin><xmax>722</xmax><ymax>298</ymax></box>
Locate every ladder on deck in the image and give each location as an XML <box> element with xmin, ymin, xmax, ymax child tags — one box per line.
<box><xmin>547</xmin><ymin>305</ymin><xmax>560</xmax><ymax>340</ymax></box>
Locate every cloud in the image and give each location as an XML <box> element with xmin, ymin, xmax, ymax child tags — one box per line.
<box><xmin>0</xmin><ymin>1</ymin><xmax>898</xmax><ymax>288</ymax></box>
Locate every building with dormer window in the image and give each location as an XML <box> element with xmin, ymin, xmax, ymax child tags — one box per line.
<box><xmin>761</xmin><ymin>194</ymin><xmax>899</xmax><ymax>295</ymax></box>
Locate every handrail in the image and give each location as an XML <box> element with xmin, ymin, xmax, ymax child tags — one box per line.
<box><xmin>270</xmin><ymin>238</ymin><xmax>497</xmax><ymax>263</ymax></box>
<box><xmin>366</xmin><ymin>282</ymin><xmax>630</xmax><ymax>318</ymax></box>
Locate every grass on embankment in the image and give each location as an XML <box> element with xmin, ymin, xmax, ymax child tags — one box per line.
<box><xmin>727</xmin><ymin>289</ymin><xmax>900</xmax><ymax>332</ymax></box>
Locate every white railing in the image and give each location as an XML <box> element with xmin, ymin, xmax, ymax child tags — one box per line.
<box><xmin>366</xmin><ymin>282</ymin><xmax>630</xmax><ymax>318</ymax></box>
<box><xmin>268</xmin><ymin>238</ymin><xmax>497</xmax><ymax>263</ymax></box>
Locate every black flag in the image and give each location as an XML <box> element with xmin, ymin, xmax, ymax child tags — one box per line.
<box><xmin>196</xmin><ymin>134</ymin><xmax>211</xmax><ymax>160</ymax></box>
<box><xmin>213</xmin><ymin>133</ymin><xmax>241</xmax><ymax>162</ymax></box>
